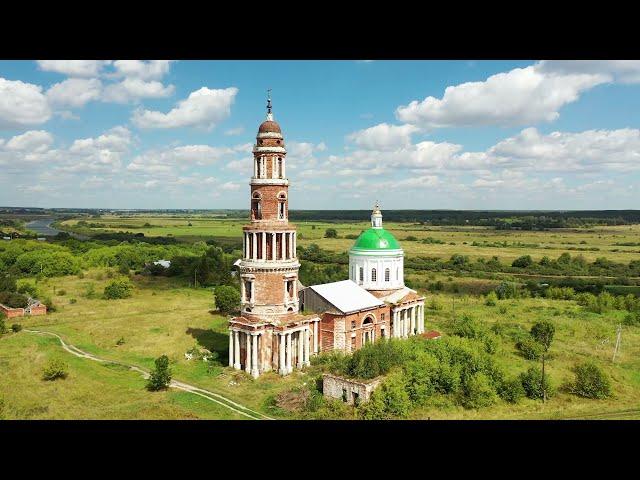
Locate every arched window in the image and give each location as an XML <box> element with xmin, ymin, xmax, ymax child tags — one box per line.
<box><xmin>359</xmin><ymin>267</ymin><xmax>364</xmax><ymax>283</ymax></box>
<box><xmin>371</xmin><ymin>268</ymin><xmax>377</xmax><ymax>282</ymax></box>
<box><xmin>277</xmin><ymin>192</ymin><xmax>287</xmax><ymax>220</ymax></box>
<box><xmin>277</xmin><ymin>157</ymin><xmax>283</xmax><ymax>178</ymax></box>
<box><xmin>251</xmin><ymin>192</ymin><xmax>262</xmax><ymax>220</ymax></box>
<box><xmin>385</xmin><ymin>268</ymin><xmax>390</xmax><ymax>282</ymax></box>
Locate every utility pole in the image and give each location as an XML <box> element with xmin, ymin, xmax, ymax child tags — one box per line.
<box><xmin>612</xmin><ymin>324</ymin><xmax>622</xmax><ymax>363</ymax></box>
<box><xmin>541</xmin><ymin>352</ymin><xmax>546</xmax><ymax>403</ymax></box>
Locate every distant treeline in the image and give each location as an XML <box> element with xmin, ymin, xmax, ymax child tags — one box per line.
<box><xmin>289</xmin><ymin>210</ymin><xmax>640</xmax><ymax>228</ymax></box>
<box><xmin>4</xmin><ymin>208</ymin><xmax>640</xmax><ymax>228</ymax></box>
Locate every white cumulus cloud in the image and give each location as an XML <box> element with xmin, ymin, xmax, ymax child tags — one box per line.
<box><xmin>0</xmin><ymin>77</ymin><xmax>52</xmax><ymax>128</ymax></box>
<box><xmin>36</xmin><ymin>60</ymin><xmax>111</xmax><ymax>77</ymax></box>
<box><xmin>347</xmin><ymin>123</ymin><xmax>419</xmax><ymax>150</ymax></box>
<box><xmin>396</xmin><ymin>63</ymin><xmax>609</xmax><ymax>128</ymax></box>
<box><xmin>46</xmin><ymin>78</ymin><xmax>103</xmax><ymax>108</ymax></box>
<box><xmin>131</xmin><ymin>87</ymin><xmax>238</xmax><ymax>129</ymax></box>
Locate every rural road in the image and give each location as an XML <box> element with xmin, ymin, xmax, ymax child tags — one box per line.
<box><xmin>24</xmin><ymin>329</ymin><xmax>273</xmax><ymax>420</ymax></box>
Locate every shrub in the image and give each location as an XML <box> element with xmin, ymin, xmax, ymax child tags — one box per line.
<box><xmin>43</xmin><ymin>358</ymin><xmax>68</xmax><ymax>381</ymax></box>
<box><xmin>359</xmin><ymin>373</ymin><xmax>410</xmax><ymax>419</ymax></box>
<box><xmin>461</xmin><ymin>372</ymin><xmax>498</xmax><ymax>409</ymax></box>
<box><xmin>570</xmin><ymin>362</ymin><xmax>612</xmax><ymax>399</ymax></box>
<box><xmin>498</xmin><ymin>377</ymin><xmax>525</xmax><ymax>403</ymax></box>
<box><xmin>324</xmin><ymin>228</ymin><xmax>338</xmax><ymax>239</ymax></box>
<box><xmin>0</xmin><ymin>316</ymin><xmax>7</xmax><ymax>334</ymax></box>
<box><xmin>485</xmin><ymin>291</ymin><xmax>498</xmax><ymax>306</ymax></box>
<box><xmin>103</xmin><ymin>279</ymin><xmax>133</xmax><ymax>300</ymax></box>
<box><xmin>11</xmin><ymin>323</ymin><xmax>22</xmax><ymax>332</ymax></box>
<box><xmin>146</xmin><ymin>355</ymin><xmax>172</xmax><ymax>391</ymax></box>
<box><xmin>495</xmin><ymin>281</ymin><xmax>519</xmax><ymax>300</ymax></box>
<box><xmin>516</xmin><ymin>337</ymin><xmax>544</xmax><ymax>360</ymax></box>
<box><xmin>520</xmin><ymin>366</ymin><xmax>553</xmax><ymax>399</ymax></box>
<box><xmin>214</xmin><ymin>285</ymin><xmax>240</xmax><ymax>315</ymax></box>
<box><xmin>451</xmin><ymin>314</ymin><xmax>485</xmax><ymax>339</ymax></box>
<box><xmin>404</xmin><ymin>355</ymin><xmax>438</xmax><ymax>406</ymax></box>
<box><xmin>512</xmin><ymin>255</ymin><xmax>533</xmax><ymax>268</ymax></box>
<box><xmin>483</xmin><ymin>333</ymin><xmax>499</xmax><ymax>354</ymax></box>
<box><xmin>57</xmin><ymin>289</ymin><xmax>66</xmax><ymax>296</ymax></box>
<box><xmin>623</xmin><ymin>312</ymin><xmax>640</xmax><ymax>326</ymax></box>
<box><xmin>69</xmin><ymin>298</ymin><xmax>77</xmax><ymax>304</ymax></box>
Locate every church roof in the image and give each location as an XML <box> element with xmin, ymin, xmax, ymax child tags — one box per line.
<box><xmin>350</xmin><ymin>227</ymin><xmax>401</xmax><ymax>252</ymax></box>
<box><xmin>258</xmin><ymin>120</ymin><xmax>281</xmax><ymax>133</ymax></box>
<box><xmin>308</xmin><ymin>280</ymin><xmax>384</xmax><ymax>314</ymax></box>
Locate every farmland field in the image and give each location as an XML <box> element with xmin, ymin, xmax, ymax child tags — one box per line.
<box><xmin>59</xmin><ymin>215</ymin><xmax>640</xmax><ymax>264</ymax></box>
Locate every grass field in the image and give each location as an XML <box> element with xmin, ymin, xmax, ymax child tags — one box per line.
<box><xmin>2</xmin><ymin>267</ymin><xmax>639</xmax><ymax>419</ymax></box>
<box><xmin>60</xmin><ymin>215</ymin><xmax>640</xmax><ymax>264</ymax></box>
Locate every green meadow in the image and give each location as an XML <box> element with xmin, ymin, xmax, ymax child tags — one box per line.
<box><xmin>0</xmin><ymin>213</ymin><xmax>638</xmax><ymax>419</ymax></box>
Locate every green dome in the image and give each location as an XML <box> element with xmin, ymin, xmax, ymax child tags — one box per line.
<box><xmin>350</xmin><ymin>228</ymin><xmax>401</xmax><ymax>251</ymax></box>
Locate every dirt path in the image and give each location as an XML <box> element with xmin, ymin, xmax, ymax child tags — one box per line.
<box><xmin>24</xmin><ymin>329</ymin><xmax>273</xmax><ymax>420</ymax></box>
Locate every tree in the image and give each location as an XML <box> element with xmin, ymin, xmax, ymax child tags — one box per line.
<box><xmin>214</xmin><ymin>285</ymin><xmax>240</xmax><ymax>315</ymax></box>
<box><xmin>147</xmin><ymin>355</ymin><xmax>172</xmax><ymax>391</ymax></box>
<box><xmin>571</xmin><ymin>362</ymin><xmax>612</xmax><ymax>399</ymax></box>
<box><xmin>324</xmin><ymin>228</ymin><xmax>338</xmax><ymax>239</ymax></box>
<box><xmin>530</xmin><ymin>321</ymin><xmax>555</xmax><ymax>403</ymax></box>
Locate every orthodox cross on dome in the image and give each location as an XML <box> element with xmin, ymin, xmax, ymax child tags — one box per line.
<box><xmin>371</xmin><ymin>201</ymin><xmax>383</xmax><ymax>228</ymax></box>
<box><xmin>266</xmin><ymin>88</ymin><xmax>273</xmax><ymax>120</ymax></box>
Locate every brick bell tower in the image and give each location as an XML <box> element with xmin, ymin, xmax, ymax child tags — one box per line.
<box><xmin>239</xmin><ymin>91</ymin><xmax>299</xmax><ymax>318</ymax></box>
<box><xmin>228</xmin><ymin>92</ymin><xmax>320</xmax><ymax>378</ymax></box>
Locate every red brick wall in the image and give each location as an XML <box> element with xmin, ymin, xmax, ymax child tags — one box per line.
<box><xmin>0</xmin><ymin>304</ymin><xmax>25</xmax><ymax>318</ymax></box>
<box><xmin>250</xmin><ymin>184</ymin><xmax>288</xmax><ymax>221</ymax></box>
<box><xmin>29</xmin><ymin>305</ymin><xmax>47</xmax><ymax>316</ymax></box>
<box><xmin>319</xmin><ymin>304</ymin><xmax>391</xmax><ymax>353</ymax></box>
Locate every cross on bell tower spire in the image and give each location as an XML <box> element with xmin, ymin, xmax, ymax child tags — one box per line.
<box><xmin>266</xmin><ymin>88</ymin><xmax>273</xmax><ymax>121</ymax></box>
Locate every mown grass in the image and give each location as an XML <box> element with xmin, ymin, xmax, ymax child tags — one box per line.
<box><xmin>12</xmin><ymin>269</ymin><xmax>305</xmax><ymax>418</ymax></box>
<box><xmin>0</xmin><ymin>331</ymin><xmax>246</xmax><ymax>419</ymax></box>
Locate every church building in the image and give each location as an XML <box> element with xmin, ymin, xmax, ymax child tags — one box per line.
<box><xmin>227</xmin><ymin>96</ymin><xmax>425</xmax><ymax>378</ymax></box>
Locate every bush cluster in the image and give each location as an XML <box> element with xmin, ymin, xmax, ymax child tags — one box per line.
<box><xmin>103</xmin><ymin>279</ymin><xmax>133</xmax><ymax>300</ymax></box>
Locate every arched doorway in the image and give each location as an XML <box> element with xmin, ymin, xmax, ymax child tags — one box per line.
<box><xmin>362</xmin><ymin>316</ymin><xmax>375</xmax><ymax>345</ymax></box>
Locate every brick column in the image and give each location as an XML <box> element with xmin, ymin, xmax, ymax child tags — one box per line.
<box><xmin>279</xmin><ymin>333</ymin><xmax>286</xmax><ymax>375</ymax></box>
<box><xmin>252</xmin><ymin>233</ymin><xmax>257</xmax><ymax>260</ymax></box>
<box><xmin>245</xmin><ymin>332</ymin><xmax>251</xmax><ymax>373</ymax></box>
<box><xmin>297</xmin><ymin>330</ymin><xmax>304</xmax><ymax>369</ymax></box>
<box><xmin>251</xmin><ymin>333</ymin><xmax>259</xmax><ymax>378</ymax></box>
<box><xmin>233</xmin><ymin>331</ymin><xmax>241</xmax><ymax>369</ymax></box>
<box><xmin>410</xmin><ymin>306</ymin><xmax>415</xmax><ymax>336</ymax></box>
<box><xmin>304</xmin><ymin>327</ymin><xmax>310</xmax><ymax>366</ymax></box>
<box><xmin>286</xmin><ymin>332</ymin><xmax>292</xmax><ymax>373</ymax></box>
<box><xmin>271</xmin><ymin>233</ymin><xmax>276</xmax><ymax>260</ymax></box>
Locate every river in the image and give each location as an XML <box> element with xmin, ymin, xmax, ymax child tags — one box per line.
<box><xmin>25</xmin><ymin>218</ymin><xmax>88</xmax><ymax>239</ymax></box>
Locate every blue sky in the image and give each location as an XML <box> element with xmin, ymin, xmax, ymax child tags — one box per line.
<box><xmin>0</xmin><ymin>60</ymin><xmax>639</xmax><ymax>210</ymax></box>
